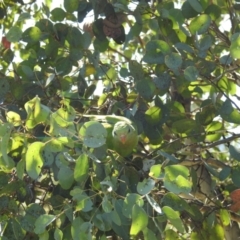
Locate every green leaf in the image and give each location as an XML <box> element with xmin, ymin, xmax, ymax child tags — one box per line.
<box><xmin>3</xmin><ymin>48</ymin><xmax>14</xmax><ymax>63</ymax></box>
<box><xmin>164</xmin><ymin>165</ymin><xmax>192</xmax><ymax>194</ymax></box>
<box><xmin>10</xmin><ymin>218</ymin><xmax>25</xmax><ymax>239</ymax></box>
<box><xmin>6</xmin><ymin>26</ymin><xmax>22</xmax><ymax>42</ymax></box>
<box><xmin>49</xmin><ymin>107</ymin><xmax>76</xmax><ymax>137</ymax></box>
<box><xmin>164</xmin><ymin>229</ymin><xmax>179</xmax><ymax>239</ymax></box>
<box><xmin>219</xmin><ymin>100</ymin><xmax>240</xmax><ymax>124</ymax></box>
<box><xmin>71</xmin><ymin>217</ymin><xmax>84</xmax><ymax>240</ymax></box>
<box><xmin>136</xmin><ymin>79</ymin><xmax>156</xmax><ymax>101</ymax></box>
<box><xmin>52</xmin><ymin>106</ymin><xmax>75</xmax><ymax>123</ymax></box>
<box><xmin>212</xmin><ymin>224</ymin><xmax>225</xmax><ymax>239</ymax></box>
<box><xmin>128</xmin><ymin>22</ymin><xmax>142</xmax><ymax>39</ymax></box>
<box><xmin>84</xmin><ymin>84</ymin><xmax>96</xmax><ymax>99</ymax></box>
<box><xmin>229</xmin><ymin>145</ymin><xmax>240</xmax><ymax>161</ymax></box>
<box><xmin>79</xmin><ymin>222</ymin><xmax>92</xmax><ymax>239</ymax></box>
<box><xmin>93</xmin><ymin>37</ymin><xmax>109</xmax><ymax>52</ymax></box>
<box><xmin>199</xmin><ymin>34</ymin><xmax>212</xmax><ymax>51</ymax></box>
<box><xmin>219</xmin><ymin>209</ymin><xmax>230</xmax><ymax>226</ymax></box>
<box><xmin>6</xmin><ymin>111</ymin><xmax>21</xmax><ymax>127</ymax></box>
<box><xmin>0</xmin><ymin>123</ymin><xmax>13</xmax><ymax>166</ymax></box>
<box><xmin>122</xmin><ymin>193</ymin><xmax>144</xmax><ymax>218</ymax></box>
<box><xmin>220</xmin><ymin>55</ymin><xmax>232</xmax><ymax>65</ymax></box>
<box><xmin>22</xmin><ymin>27</ymin><xmax>42</xmax><ymax>42</ymax></box>
<box><xmin>143</xmin><ymin>124</ymin><xmax>163</xmax><ymax>145</ymax></box>
<box><xmin>185</xmin><ymin>204</ymin><xmax>203</xmax><ymax>222</ymax></box>
<box><xmin>184</xmin><ymin>66</ymin><xmax>199</xmax><ymax>81</ymax></box>
<box><xmin>24</xmin><ymin>96</ymin><xmax>51</xmax><ymax>129</ymax></box>
<box><xmin>196</xmin><ymin>105</ymin><xmax>216</xmax><ymax>126</ymax></box>
<box><xmin>162</xmin><ymin>206</ymin><xmax>185</xmax><ymax>233</ymax></box>
<box><xmin>175</xmin><ymin>42</ymin><xmax>194</xmax><ymax>53</ymax></box>
<box><xmin>230</xmin><ymin>35</ymin><xmax>240</xmax><ymax>59</ymax></box>
<box><xmin>189</xmin><ymin>14</ymin><xmax>211</xmax><ymax>35</ymax></box>
<box><xmin>0</xmin><ymin>7</ymin><xmax>5</xmax><ymax>19</ymax></box>
<box><xmin>201</xmin><ymin>221</ymin><xmax>225</xmax><ymax>239</ymax></box>
<box><xmin>165</xmin><ymin>52</ymin><xmax>182</xmax><ymax>70</ymax></box>
<box><xmin>161</xmin><ymin>192</ymin><xmax>190</xmax><ymax>212</ymax></box>
<box><xmin>71</xmin><ymin>188</ymin><xmax>93</xmax><ymax>212</ymax></box>
<box><xmin>187</xmin><ymin>0</ymin><xmax>203</xmax><ymax>12</ymax></box>
<box><xmin>79</xmin><ymin>121</ymin><xmax>107</xmax><ymax>148</ymax></box>
<box><xmin>219</xmin><ymin>166</ymin><xmax>231</xmax><ymax>181</ymax></box>
<box><xmin>20</xmin><ymin>205</ymin><xmax>44</xmax><ymax>232</ymax></box>
<box><xmin>168</xmin><ymin>9</ymin><xmax>184</xmax><ymax>29</ymax></box>
<box><xmin>58</xmin><ymin>165</ymin><xmax>74</xmax><ymax>189</ymax></box>
<box><xmin>113</xmin><ymin>199</ymin><xmax>130</xmax><ymax>225</ymax></box>
<box><xmin>64</xmin><ymin>0</ymin><xmax>79</xmax><ymax>13</ymax></box>
<box><xmin>153</xmin><ymin>72</ymin><xmax>171</xmax><ymax>93</ymax></box>
<box><xmin>98</xmin><ymin>93</ymin><xmax>108</xmax><ymax>106</ymax></box>
<box><xmin>17</xmin><ymin>64</ymin><xmax>34</xmax><ymax>79</ymax></box>
<box><xmin>182</xmin><ymin>1</ymin><xmax>199</xmax><ymax>18</ymax></box>
<box><xmin>51</xmin><ymin>8</ymin><xmax>66</xmax><ymax>21</ymax></box>
<box><xmin>41</xmin><ymin>148</ymin><xmax>54</xmax><ymax>167</ymax></box>
<box><xmin>93</xmin><ymin>213</ymin><xmax>111</xmax><ymax>231</ymax></box>
<box><xmin>70</xmin><ymin>47</ymin><xmax>84</xmax><ymax>61</ymax></box>
<box><xmin>67</xmin><ymin>27</ymin><xmax>84</xmax><ymax>49</ymax></box>
<box><xmin>143</xmin><ymin>40</ymin><xmax>170</xmax><ymax>63</ymax></box>
<box><xmin>26</xmin><ymin>142</ymin><xmax>44</xmax><ymax>180</ymax></box>
<box><xmin>205</xmin><ymin>4</ymin><xmax>221</xmax><ymax>20</ymax></box>
<box><xmin>137</xmin><ymin>178</ymin><xmax>155</xmax><ymax>195</ymax></box>
<box><xmin>34</xmin><ymin>214</ymin><xmax>56</xmax><ymax>234</ymax></box>
<box><xmin>0</xmin><ymin>78</ymin><xmax>10</xmax><ymax>98</ymax></box>
<box><xmin>18</xmin><ymin>12</ymin><xmax>31</xmax><ymax>21</ymax></box>
<box><xmin>146</xmin><ymin>194</ymin><xmax>163</xmax><ymax>214</ymax></box>
<box><xmin>218</xmin><ymin>76</ymin><xmax>236</xmax><ymax>95</ymax></box>
<box><xmin>130</xmin><ymin>204</ymin><xmax>148</xmax><ymax>236</ymax></box>
<box><xmin>157</xmin><ymin>151</ymin><xmax>178</xmax><ymax>163</ymax></box>
<box><xmin>145</xmin><ymin>106</ymin><xmax>162</xmax><ymax>125</ymax></box>
<box><xmin>106</xmin><ymin>67</ymin><xmax>117</xmax><ymax>81</ymax></box>
<box><xmin>39</xmin><ymin>231</ymin><xmax>49</xmax><ymax>240</ymax></box>
<box><xmin>231</xmin><ymin>166</ymin><xmax>240</xmax><ymax>187</ymax></box>
<box><xmin>149</xmin><ymin>164</ymin><xmax>162</xmax><ymax>179</ymax></box>
<box><xmin>54</xmin><ymin>228</ymin><xmax>63</xmax><ymax>240</ymax></box>
<box><xmin>111</xmin><ymin>209</ymin><xmax>121</xmax><ymax>226</ymax></box>
<box><xmin>205</xmin><ymin>121</ymin><xmax>222</xmax><ymax>142</ymax></box>
<box><xmin>172</xmin><ymin>118</ymin><xmax>197</xmax><ymax>135</ymax></box>
<box><xmin>45</xmin><ymin>137</ymin><xmax>73</xmax><ymax>152</ymax></box>
<box><xmin>16</xmin><ymin>160</ymin><xmax>25</xmax><ymax>180</ymax></box>
<box><xmin>74</xmin><ymin>154</ymin><xmax>89</xmax><ymax>183</ymax></box>
<box><xmin>129</xmin><ymin>60</ymin><xmax>145</xmax><ymax>81</ymax></box>
<box><xmin>55</xmin><ymin>57</ymin><xmax>73</xmax><ymax>75</ymax></box>
<box><xmin>164</xmin><ymin>174</ymin><xmax>192</xmax><ymax>194</ymax></box>
<box><xmin>102</xmin><ymin>196</ymin><xmax>113</xmax><ymax>213</ymax></box>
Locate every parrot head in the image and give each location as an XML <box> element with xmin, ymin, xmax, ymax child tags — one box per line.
<box><xmin>112</xmin><ymin>121</ymin><xmax>135</xmax><ymax>144</ymax></box>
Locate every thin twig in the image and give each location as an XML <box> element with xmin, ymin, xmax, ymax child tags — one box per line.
<box><xmin>203</xmin><ymin>133</ymin><xmax>240</xmax><ymax>149</ymax></box>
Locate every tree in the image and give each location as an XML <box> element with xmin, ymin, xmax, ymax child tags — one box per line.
<box><xmin>0</xmin><ymin>0</ymin><xmax>240</xmax><ymax>239</ymax></box>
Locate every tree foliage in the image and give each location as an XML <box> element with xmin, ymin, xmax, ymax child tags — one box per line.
<box><xmin>1</xmin><ymin>0</ymin><xmax>240</xmax><ymax>239</ymax></box>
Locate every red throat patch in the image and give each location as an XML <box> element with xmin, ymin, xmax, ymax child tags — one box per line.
<box><xmin>120</xmin><ymin>135</ymin><xmax>127</xmax><ymax>144</ymax></box>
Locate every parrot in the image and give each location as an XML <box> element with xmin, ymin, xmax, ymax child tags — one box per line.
<box><xmin>82</xmin><ymin>115</ymin><xmax>138</xmax><ymax>157</ymax></box>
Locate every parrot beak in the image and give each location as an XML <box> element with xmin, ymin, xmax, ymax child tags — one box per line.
<box><xmin>120</xmin><ymin>135</ymin><xmax>127</xmax><ymax>144</ymax></box>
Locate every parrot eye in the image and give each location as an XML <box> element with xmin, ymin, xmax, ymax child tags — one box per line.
<box><xmin>128</xmin><ymin>127</ymin><xmax>131</xmax><ymax>133</ymax></box>
<box><xmin>113</xmin><ymin>131</ymin><xmax>117</xmax><ymax>136</ymax></box>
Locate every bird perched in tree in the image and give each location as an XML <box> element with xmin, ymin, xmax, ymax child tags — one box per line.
<box><xmin>83</xmin><ymin>115</ymin><xmax>138</xmax><ymax>157</ymax></box>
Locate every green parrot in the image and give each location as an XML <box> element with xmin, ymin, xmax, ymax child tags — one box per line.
<box><xmin>83</xmin><ymin>115</ymin><xmax>138</xmax><ymax>157</ymax></box>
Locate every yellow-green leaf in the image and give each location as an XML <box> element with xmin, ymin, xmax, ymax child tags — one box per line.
<box><xmin>130</xmin><ymin>204</ymin><xmax>148</xmax><ymax>236</ymax></box>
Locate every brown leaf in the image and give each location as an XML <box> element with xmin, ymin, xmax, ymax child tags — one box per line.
<box><xmin>102</xmin><ymin>13</ymin><xmax>127</xmax><ymax>44</ymax></box>
<box><xmin>2</xmin><ymin>36</ymin><xmax>11</xmax><ymax>49</ymax></box>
